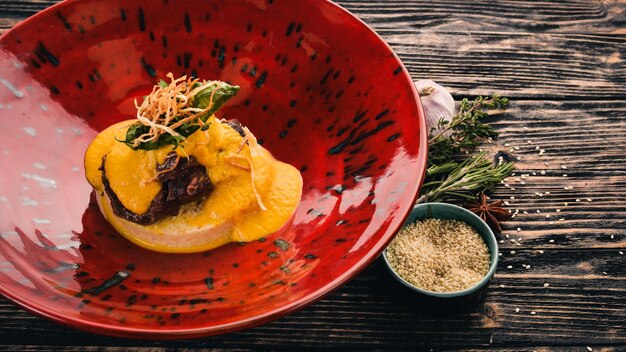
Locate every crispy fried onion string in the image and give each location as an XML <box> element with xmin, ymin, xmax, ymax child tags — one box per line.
<box><xmin>225</xmin><ymin>151</ymin><xmax>267</xmax><ymax>212</ymax></box>
<box><xmin>131</xmin><ymin>72</ymin><xmax>222</xmax><ymax>147</ymax></box>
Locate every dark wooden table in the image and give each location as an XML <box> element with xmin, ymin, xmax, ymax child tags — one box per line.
<box><xmin>2</xmin><ymin>0</ymin><xmax>625</xmax><ymax>350</ymax></box>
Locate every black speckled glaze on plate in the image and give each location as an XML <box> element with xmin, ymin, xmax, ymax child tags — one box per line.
<box><xmin>0</xmin><ymin>0</ymin><xmax>426</xmax><ymax>338</ymax></box>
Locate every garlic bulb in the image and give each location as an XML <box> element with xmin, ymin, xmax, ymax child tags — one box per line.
<box><xmin>415</xmin><ymin>80</ymin><xmax>455</xmax><ymax>138</ymax></box>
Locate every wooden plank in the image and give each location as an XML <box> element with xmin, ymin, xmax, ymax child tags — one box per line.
<box><xmin>387</xmin><ymin>31</ymin><xmax>626</xmax><ymax>99</ymax></box>
<box><xmin>0</xmin><ymin>347</ymin><xmax>614</xmax><ymax>352</ymax></box>
<box><xmin>2</xmin><ymin>0</ymin><xmax>626</xmax><ymax>34</ymax></box>
<box><xmin>480</xmin><ymin>100</ymin><xmax>626</xmax><ymax>249</ymax></box>
<box><xmin>0</xmin><ymin>1</ymin><xmax>57</xmax><ymax>16</ymax></box>
<box><xmin>338</xmin><ymin>0</ymin><xmax>626</xmax><ymax>34</ymax></box>
<box><xmin>0</xmin><ymin>255</ymin><xmax>624</xmax><ymax>349</ymax></box>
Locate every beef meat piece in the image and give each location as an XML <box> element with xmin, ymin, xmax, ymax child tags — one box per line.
<box><xmin>101</xmin><ymin>152</ymin><xmax>213</xmax><ymax>225</ymax></box>
<box><xmin>226</xmin><ymin>119</ymin><xmax>246</xmax><ymax>137</ymax></box>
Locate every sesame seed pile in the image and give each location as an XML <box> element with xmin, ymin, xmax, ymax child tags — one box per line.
<box><xmin>386</xmin><ymin>219</ymin><xmax>490</xmax><ymax>293</ymax></box>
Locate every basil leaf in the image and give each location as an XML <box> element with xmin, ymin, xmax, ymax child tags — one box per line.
<box><xmin>119</xmin><ymin>81</ymin><xmax>239</xmax><ymax>151</ymax></box>
<box><xmin>193</xmin><ymin>82</ymin><xmax>240</xmax><ymax>121</ymax></box>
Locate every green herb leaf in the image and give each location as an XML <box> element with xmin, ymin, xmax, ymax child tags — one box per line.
<box><xmin>418</xmin><ymin>151</ymin><xmax>514</xmax><ymax>204</ymax></box>
<box><xmin>419</xmin><ymin>94</ymin><xmax>514</xmax><ymax>204</ymax></box>
<box><xmin>193</xmin><ymin>82</ymin><xmax>240</xmax><ymax>120</ymax></box>
<box><xmin>120</xmin><ymin>80</ymin><xmax>240</xmax><ymax>151</ymax></box>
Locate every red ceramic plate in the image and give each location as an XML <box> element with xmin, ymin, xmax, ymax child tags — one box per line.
<box><xmin>0</xmin><ymin>0</ymin><xmax>426</xmax><ymax>339</ymax></box>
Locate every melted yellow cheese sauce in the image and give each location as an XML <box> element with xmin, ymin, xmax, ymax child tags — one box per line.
<box><xmin>84</xmin><ymin>117</ymin><xmax>302</xmax><ymax>252</ymax></box>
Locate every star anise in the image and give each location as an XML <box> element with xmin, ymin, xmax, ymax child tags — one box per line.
<box><xmin>466</xmin><ymin>192</ymin><xmax>510</xmax><ymax>233</ymax></box>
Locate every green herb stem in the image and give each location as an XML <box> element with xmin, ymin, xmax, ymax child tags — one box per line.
<box><xmin>418</xmin><ymin>152</ymin><xmax>514</xmax><ymax>204</ymax></box>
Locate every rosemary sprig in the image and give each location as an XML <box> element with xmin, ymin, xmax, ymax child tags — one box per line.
<box><xmin>419</xmin><ymin>95</ymin><xmax>513</xmax><ymax>204</ymax></box>
<box><xmin>417</xmin><ymin>151</ymin><xmax>515</xmax><ymax>204</ymax></box>
<box><xmin>428</xmin><ymin>95</ymin><xmax>508</xmax><ymax>167</ymax></box>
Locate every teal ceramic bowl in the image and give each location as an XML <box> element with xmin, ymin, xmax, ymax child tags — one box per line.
<box><xmin>382</xmin><ymin>202</ymin><xmax>498</xmax><ymax>302</ymax></box>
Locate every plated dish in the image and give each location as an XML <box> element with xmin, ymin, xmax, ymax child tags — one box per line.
<box><xmin>85</xmin><ymin>74</ymin><xmax>302</xmax><ymax>253</ymax></box>
<box><xmin>0</xmin><ymin>0</ymin><xmax>426</xmax><ymax>338</ymax></box>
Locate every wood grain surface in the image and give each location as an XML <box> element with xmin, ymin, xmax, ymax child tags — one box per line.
<box><xmin>1</xmin><ymin>0</ymin><xmax>625</xmax><ymax>350</ymax></box>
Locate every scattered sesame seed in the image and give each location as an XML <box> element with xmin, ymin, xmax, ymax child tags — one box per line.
<box><xmin>511</xmin><ymin>251</ymin><xmax>516</xmax><ymax>254</ymax></box>
<box><xmin>576</xmin><ymin>199</ymin><xmax>581</xmax><ymax>202</ymax></box>
<box><xmin>518</xmin><ymin>237</ymin><xmax>522</xmax><ymax>241</ymax></box>
<box><xmin>509</xmin><ymin>148</ymin><xmax>514</xmax><ymax>152</ymax></box>
<box><xmin>515</xmin><ymin>308</ymin><xmax>520</xmax><ymax>313</ymax></box>
<box><xmin>521</xmin><ymin>181</ymin><xmax>526</xmax><ymax>185</ymax></box>
<box><xmin>506</xmin><ymin>234</ymin><xmax>510</xmax><ymax>239</ymax></box>
<box><xmin>619</xmin><ymin>251</ymin><xmax>624</xmax><ymax>255</ymax></box>
<box><xmin>587</xmin><ymin>347</ymin><xmax>593</xmax><ymax>352</ymax></box>
<box><xmin>561</xmin><ymin>165</ymin><xmax>567</xmax><ymax>170</ymax></box>
<box><xmin>532</xmin><ymin>172</ymin><xmax>537</xmax><ymax>176</ymax></box>
<box><xmin>499</xmin><ymin>240</ymin><xmax>504</xmax><ymax>244</ymax></box>
<box><xmin>524</xmin><ymin>127</ymin><xmax>529</xmax><ymax>130</ymax></box>
<box><xmin>535</xmin><ymin>146</ymin><xmax>540</xmax><ymax>150</ymax></box>
<box><xmin>504</xmin><ymin>143</ymin><xmax>510</xmax><ymax>147</ymax></box>
<box><xmin>564</xmin><ymin>202</ymin><xmax>568</xmax><ymax>206</ymax></box>
<box><xmin>517</xmin><ymin>228</ymin><xmax>521</xmax><ymax>232</ymax></box>
<box><xmin>527</xmin><ymin>140</ymin><xmax>532</xmax><ymax>144</ymax></box>
<box><xmin>544</xmin><ymin>161</ymin><xmax>550</xmax><ymax>166</ymax></box>
<box><xmin>546</xmin><ymin>214</ymin><xmax>551</xmax><ymax>218</ymax></box>
<box><xmin>525</xmin><ymin>265</ymin><xmax>531</xmax><ymax>269</ymax></box>
<box><xmin>587</xmin><ymin>198</ymin><xmax>592</xmax><ymax>202</ymax></box>
<box><xmin>562</xmin><ymin>174</ymin><xmax>568</xmax><ymax>177</ymax></box>
<box><xmin>543</xmin><ymin>283</ymin><xmax>550</xmax><ymax>287</ymax></box>
<box><xmin>510</xmin><ymin>196</ymin><xmax>515</xmax><ymax>200</ymax></box>
<box><xmin>538</xmin><ymin>250</ymin><xmax>544</xmax><ymax>254</ymax></box>
<box><xmin>545</xmin><ymin>192</ymin><xmax>550</xmax><ymax>195</ymax></box>
<box><xmin>540</xmin><ymin>170</ymin><xmax>546</xmax><ymax>175</ymax></box>
<box><xmin>530</xmin><ymin>311</ymin><xmax>536</xmax><ymax>315</ymax></box>
<box><xmin>539</xmin><ymin>149</ymin><xmax>545</xmax><ymax>155</ymax></box>
<box><xmin>511</xmin><ymin>214</ymin><xmax>516</xmax><ymax>219</ymax></box>
<box><xmin>549</xmin><ymin>239</ymin><xmax>555</xmax><ymax>243</ymax></box>
<box><xmin>514</xmin><ymin>146</ymin><xmax>520</xmax><ymax>150</ymax></box>
<box><xmin>517</xmin><ymin>157</ymin><xmax>522</xmax><ymax>161</ymax></box>
<box><xmin>499</xmin><ymin>284</ymin><xmax>506</xmax><ymax>288</ymax></box>
<box><xmin>515</xmin><ymin>178</ymin><xmax>521</xmax><ymax>182</ymax></box>
<box><xmin>603</xmin><ymin>272</ymin><xmax>608</xmax><ymax>275</ymax></box>
<box><xmin>523</xmin><ymin>211</ymin><xmax>528</xmax><ymax>214</ymax></box>
<box><xmin>504</xmin><ymin>201</ymin><xmax>511</xmax><ymax>206</ymax></box>
<box><xmin>536</xmin><ymin>209</ymin><xmax>541</xmax><ymax>213</ymax></box>
<box><xmin>549</xmin><ymin>221</ymin><xmax>554</xmax><ymax>225</ymax></box>
<box><xmin>559</xmin><ymin>218</ymin><xmax>565</xmax><ymax>221</ymax></box>
<box><xmin>498</xmin><ymin>252</ymin><xmax>502</xmax><ymax>255</ymax></box>
<box><xmin>507</xmin><ymin>265</ymin><xmax>513</xmax><ymax>269</ymax></box>
<box><xmin>611</xmin><ymin>235</ymin><xmax>614</xmax><ymax>239</ymax></box>
<box><xmin>556</xmin><ymin>209</ymin><xmax>561</xmax><ymax>212</ymax></box>
<box><xmin>512</xmin><ymin>173</ymin><xmax>516</xmax><ymax>176</ymax></box>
